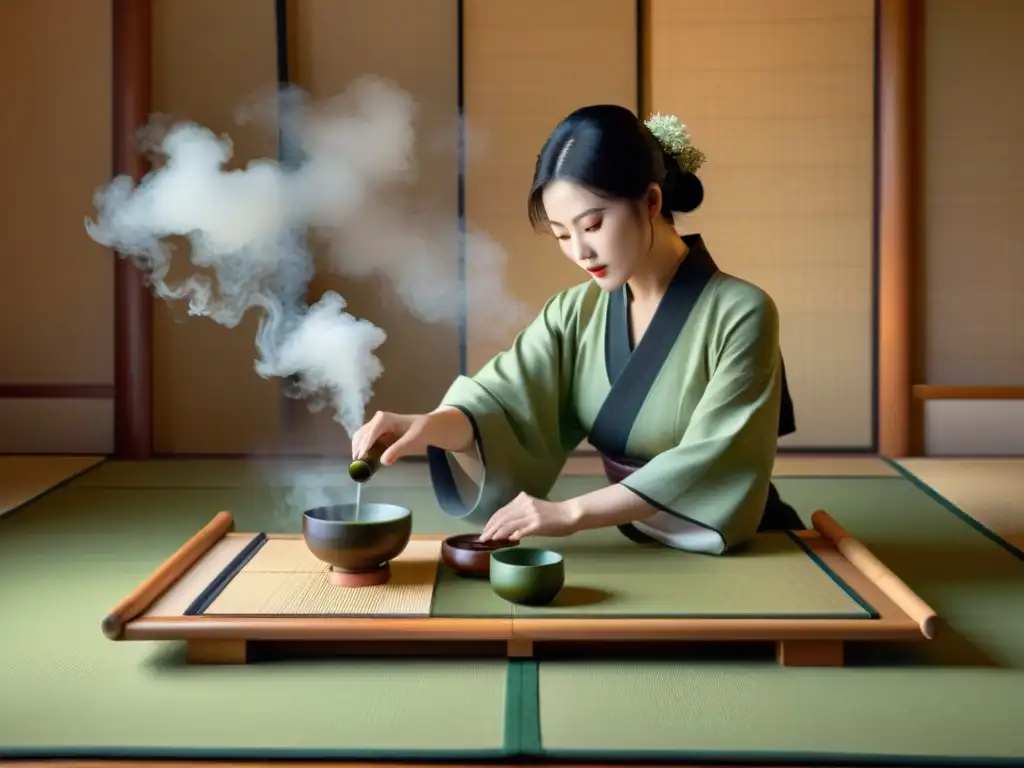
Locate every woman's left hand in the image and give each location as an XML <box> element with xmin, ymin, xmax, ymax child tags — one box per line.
<box><xmin>478</xmin><ymin>493</ymin><xmax>580</xmax><ymax>542</ymax></box>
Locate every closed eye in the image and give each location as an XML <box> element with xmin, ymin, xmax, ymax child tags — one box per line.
<box><xmin>554</xmin><ymin>223</ymin><xmax>601</xmax><ymax>240</ymax></box>
<box><xmin>553</xmin><ymin>219</ymin><xmax>601</xmax><ymax>242</ymax></box>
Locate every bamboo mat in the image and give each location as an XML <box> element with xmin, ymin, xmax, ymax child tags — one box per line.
<box><xmin>204</xmin><ymin>538</ymin><xmax>442</xmax><ymax>616</ymax></box>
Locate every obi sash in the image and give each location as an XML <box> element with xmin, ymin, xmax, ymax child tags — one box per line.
<box><xmin>600</xmin><ymin>452</ymin><xmax>805</xmax><ymax>535</ymax></box>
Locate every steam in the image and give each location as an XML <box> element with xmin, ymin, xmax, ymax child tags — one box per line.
<box><xmin>84</xmin><ymin>76</ymin><xmax>527</xmax><ymax>439</ymax></box>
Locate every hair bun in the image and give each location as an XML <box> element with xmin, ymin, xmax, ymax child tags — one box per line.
<box><xmin>660</xmin><ymin>152</ymin><xmax>703</xmax><ymax>214</ymax></box>
<box><xmin>671</xmin><ymin>171</ymin><xmax>703</xmax><ymax>213</ymax></box>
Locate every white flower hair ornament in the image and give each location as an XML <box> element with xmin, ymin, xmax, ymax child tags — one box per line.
<box><xmin>644</xmin><ymin>113</ymin><xmax>705</xmax><ymax>175</ymax></box>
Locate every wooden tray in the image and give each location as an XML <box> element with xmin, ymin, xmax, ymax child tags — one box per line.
<box><xmin>101</xmin><ymin>509</ymin><xmax>937</xmax><ymax>667</ymax></box>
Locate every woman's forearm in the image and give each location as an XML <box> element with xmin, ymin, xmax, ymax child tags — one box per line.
<box><xmin>566</xmin><ymin>483</ymin><xmax>659</xmax><ymax>532</ymax></box>
<box><xmin>430</xmin><ymin>405</ymin><xmax>477</xmax><ymax>454</ymax></box>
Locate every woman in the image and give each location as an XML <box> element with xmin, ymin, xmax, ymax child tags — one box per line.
<box><xmin>351</xmin><ymin>104</ymin><xmax>802</xmax><ymax>555</ymax></box>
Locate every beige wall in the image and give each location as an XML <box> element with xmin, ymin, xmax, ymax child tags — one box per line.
<box><xmin>285</xmin><ymin>0</ymin><xmax>461</xmax><ymax>457</ymax></box>
<box><xmin>461</xmin><ymin>0</ymin><xmax>638</xmax><ymax>373</ymax></box>
<box><xmin>919</xmin><ymin>0</ymin><xmax>1024</xmax><ymax>386</ymax></box>
<box><xmin>150</xmin><ymin>0</ymin><xmax>284</xmax><ymax>455</ymax></box>
<box><xmin>0</xmin><ymin>0</ymin><xmax>114</xmax><ymax>453</ymax></box>
<box><xmin>646</xmin><ymin>0</ymin><xmax>877</xmax><ymax>450</ymax></box>
<box><xmin>917</xmin><ymin>0</ymin><xmax>1024</xmax><ymax>455</ymax></box>
<box><xmin>2</xmin><ymin>1</ymin><xmax>1020</xmax><ymax>456</ymax></box>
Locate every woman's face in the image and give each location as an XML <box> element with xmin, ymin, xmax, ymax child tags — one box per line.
<box><xmin>541</xmin><ymin>180</ymin><xmax>655</xmax><ymax>290</ymax></box>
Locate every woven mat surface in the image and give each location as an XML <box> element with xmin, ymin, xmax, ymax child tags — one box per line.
<box><xmin>536</xmin><ymin>475</ymin><xmax>1024</xmax><ymax>761</ymax></box>
<box><xmin>507</xmin><ymin>529</ymin><xmax>869</xmax><ymax>617</ymax></box>
<box><xmin>0</xmin><ymin>482</ymin><xmax>508</xmax><ymax>756</ymax></box>
<box><xmin>5</xmin><ymin>466</ymin><xmax>1024</xmax><ymax>761</ymax></box>
<box><xmin>205</xmin><ymin>538</ymin><xmax>441</xmax><ymax>616</ymax></box>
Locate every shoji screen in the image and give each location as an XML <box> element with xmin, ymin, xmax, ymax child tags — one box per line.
<box><xmin>645</xmin><ymin>0</ymin><xmax>877</xmax><ymax>449</ymax></box>
<box><xmin>151</xmin><ymin>0</ymin><xmax>282</xmax><ymax>454</ymax></box>
<box><xmin>288</xmin><ymin>0</ymin><xmax>461</xmax><ymax>453</ymax></box>
<box><xmin>462</xmin><ymin>0</ymin><xmax>638</xmax><ymax>373</ymax></box>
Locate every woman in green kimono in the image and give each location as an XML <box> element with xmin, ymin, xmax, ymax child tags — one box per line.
<box><xmin>351</xmin><ymin>104</ymin><xmax>802</xmax><ymax>555</ymax></box>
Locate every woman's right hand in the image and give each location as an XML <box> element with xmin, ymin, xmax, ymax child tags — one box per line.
<box><xmin>351</xmin><ymin>407</ymin><xmax>474</xmax><ymax>466</ymax></box>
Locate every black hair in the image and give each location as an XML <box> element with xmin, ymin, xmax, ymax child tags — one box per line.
<box><xmin>528</xmin><ymin>104</ymin><xmax>703</xmax><ymax>229</ymax></box>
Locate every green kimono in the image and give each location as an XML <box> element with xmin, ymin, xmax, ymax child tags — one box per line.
<box><xmin>426</xmin><ymin>234</ymin><xmax>783</xmax><ymax>554</ymax></box>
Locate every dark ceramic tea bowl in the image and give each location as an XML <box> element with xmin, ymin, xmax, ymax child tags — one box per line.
<box><xmin>489</xmin><ymin>546</ymin><xmax>565</xmax><ymax>606</ymax></box>
<box><xmin>441</xmin><ymin>533</ymin><xmax>518</xmax><ymax>578</ymax></box>
<box><xmin>302</xmin><ymin>502</ymin><xmax>412</xmax><ymax>574</ymax></box>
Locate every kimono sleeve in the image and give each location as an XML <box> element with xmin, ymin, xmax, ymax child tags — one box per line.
<box><xmin>622</xmin><ymin>293</ymin><xmax>783</xmax><ymax>554</ymax></box>
<box><xmin>427</xmin><ymin>291</ymin><xmax>586</xmax><ymax>527</ymax></box>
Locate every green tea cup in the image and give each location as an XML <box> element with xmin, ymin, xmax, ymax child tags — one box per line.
<box><xmin>489</xmin><ymin>546</ymin><xmax>565</xmax><ymax>606</ymax></box>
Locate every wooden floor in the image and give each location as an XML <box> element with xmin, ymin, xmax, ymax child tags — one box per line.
<box><xmin>896</xmin><ymin>457</ymin><xmax>1024</xmax><ymax>548</ymax></box>
<box><xmin>0</xmin><ymin>454</ymin><xmax>104</xmax><ymax>518</ymax></box>
<box><xmin>1</xmin><ymin>453</ymin><xmax>1021</xmax><ymax>548</ymax></box>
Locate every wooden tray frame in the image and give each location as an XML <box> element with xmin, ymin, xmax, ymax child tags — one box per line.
<box><xmin>101</xmin><ymin>509</ymin><xmax>937</xmax><ymax>668</ymax></box>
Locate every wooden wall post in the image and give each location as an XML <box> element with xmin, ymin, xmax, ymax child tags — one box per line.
<box><xmin>877</xmin><ymin>0</ymin><xmax>920</xmax><ymax>458</ymax></box>
<box><xmin>111</xmin><ymin>0</ymin><xmax>153</xmax><ymax>459</ymax></box>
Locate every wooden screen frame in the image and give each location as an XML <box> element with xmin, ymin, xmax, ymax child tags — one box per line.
<box><xmin>637</xmin><ymin>0</ymin><xmax>917</xmax><ymax>457</ymax></box>
<box><xmin>106</xmin><ymin>0</ymin><xmax>920</xmax><ymax>459</ymax></box>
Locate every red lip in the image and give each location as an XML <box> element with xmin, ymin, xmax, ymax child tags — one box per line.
<box><xmin>587</xmin><ymin>266</ymin><xmax>607</xmax><ymax>277</ymax></box>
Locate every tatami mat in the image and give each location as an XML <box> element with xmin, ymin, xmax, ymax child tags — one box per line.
<box><xmin>773</xmin><ymin>455</ymin><xmax>898</xmax><ymax>476</ymax></box>
<box><xmin>69</xmin><ymin>458</ymin><xmax>352</xmax><ymax>489</ymax></box>
<box><xmin>564</xmin><ymin>453</ymin><xmax>897</xmax><ymax>477</ymax></box>
<box><xmin>0</xmin><ymin>482</ymin><xmax>507</xmax><ymax>758</ymax></box>
<box><xmin>0</xmin><ymin>455</ymin><xmax>105</xmax><ymax>517</ymax></box>
<box><xmin>896</xmin><ymin>458</ymin><xmax>1024</xmax><ymax>547</ymax></box>
<box><xmin>39</xmin><ymin>452</ymin><xmax>1018</xmax><ymax>550</ymax></box>
<box><xmin>4</xmin><ymin>471</ymin><xmax>1023</xmax><ymax>761</ymax></box>
<box><xmin>70</xmin><ymin>458</ymin><xmax>480</xmax><ymax>489</ymax></box>
<box><xmin>538</xmin><ymin>474</ymin><xmax>1024</xmax><ymax>762</ymax></box>
<box><xmin>68</xmin><ymin>453</ymin><xmax>897</xmax><ymax>491</ymax></box>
